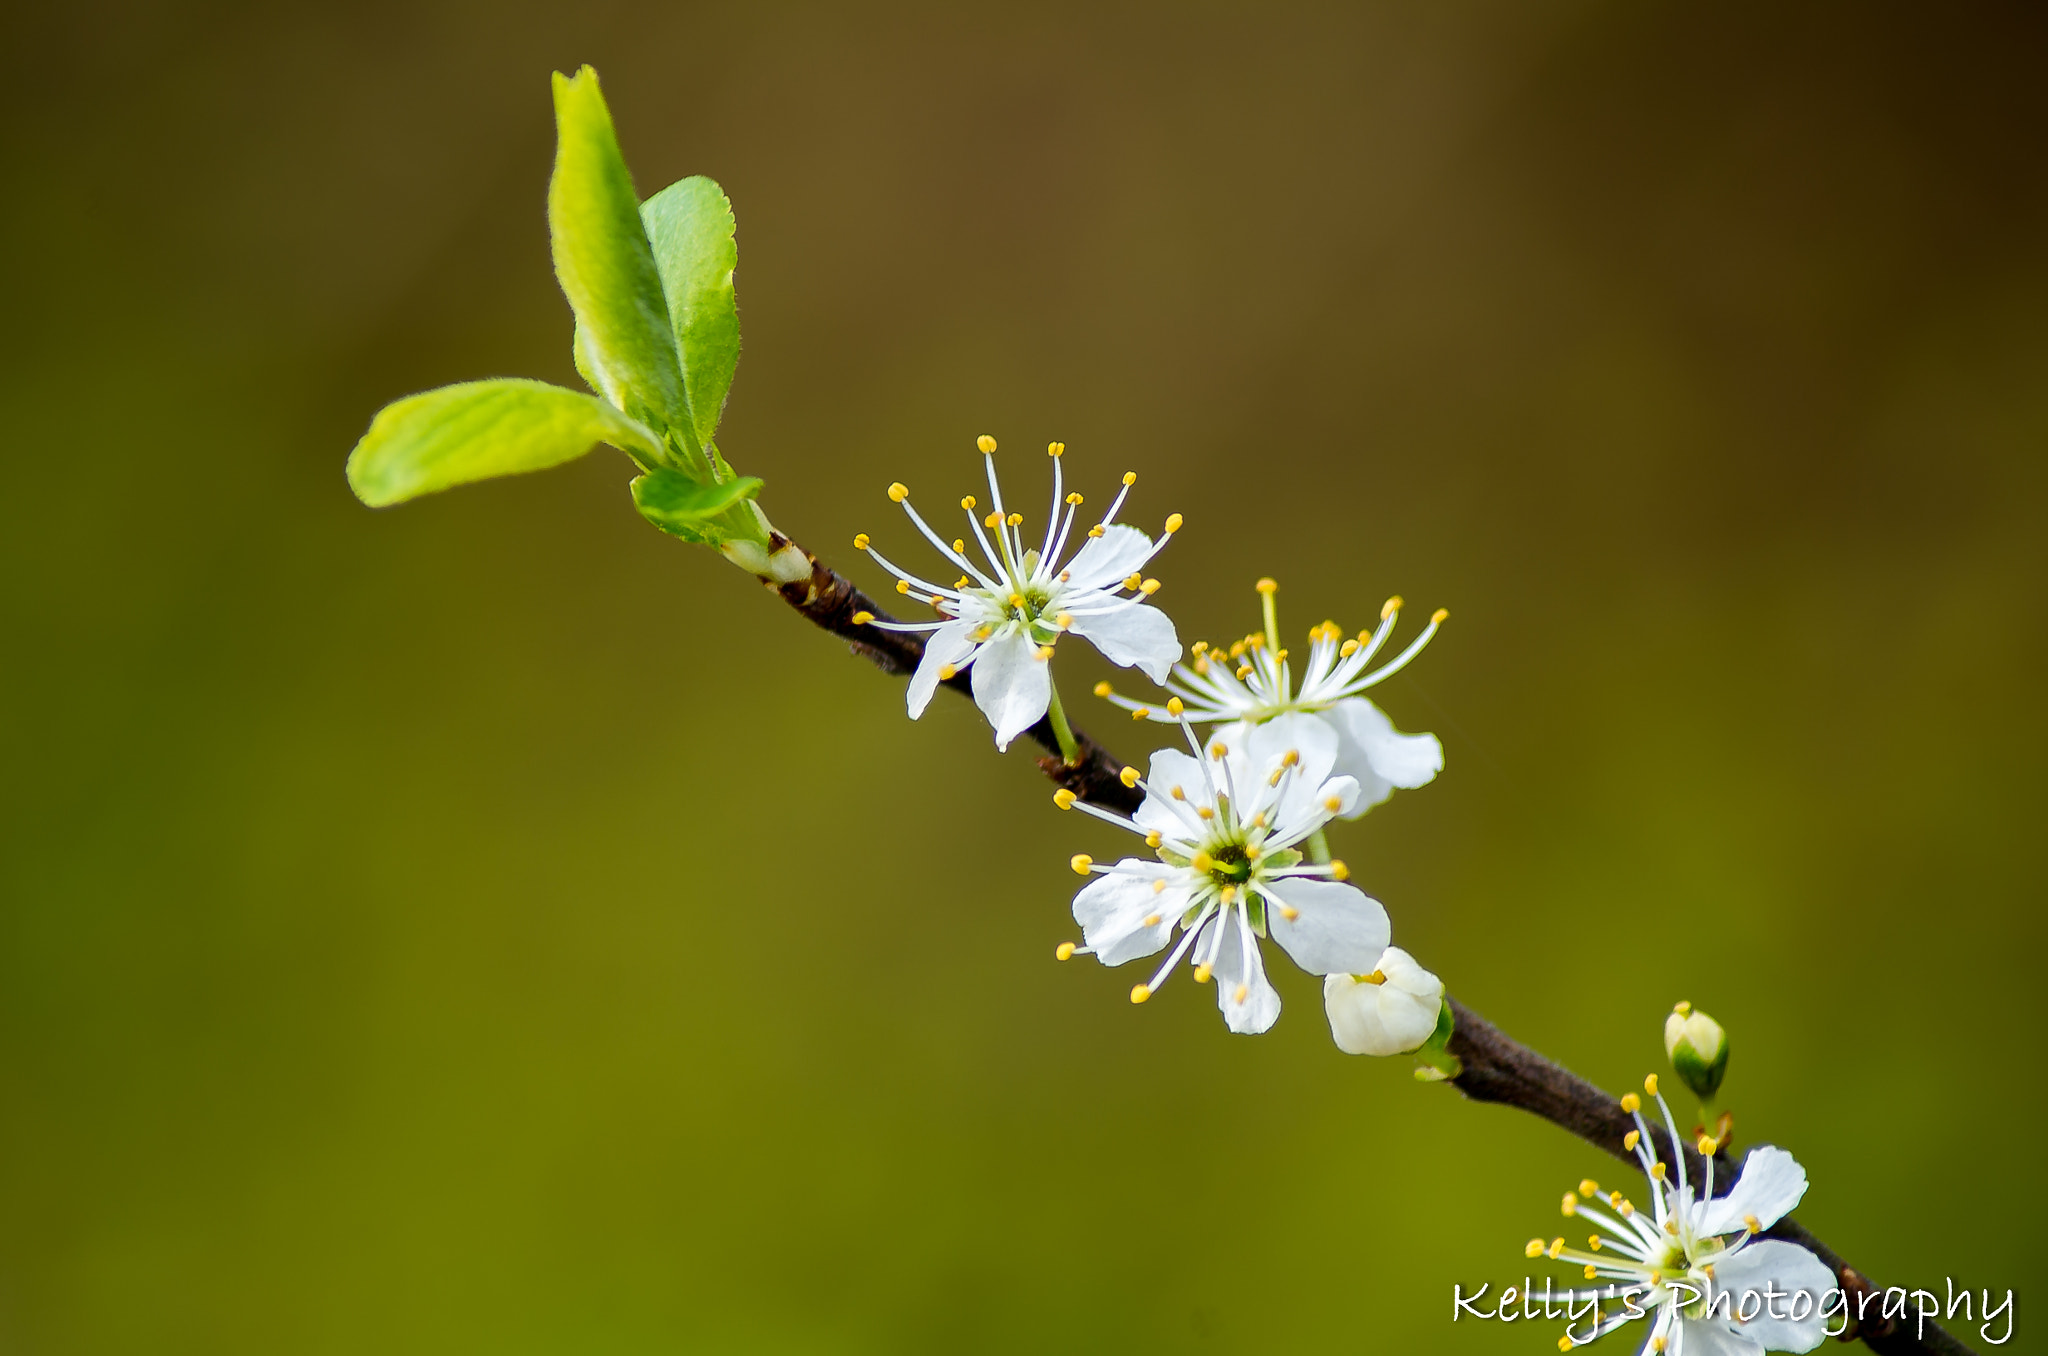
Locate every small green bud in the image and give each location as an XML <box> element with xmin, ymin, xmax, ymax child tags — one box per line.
<box><xmin>1663</xmin><ymin>1001</ymin><xmax>1729</xmax><ymax>1101</ymax></box>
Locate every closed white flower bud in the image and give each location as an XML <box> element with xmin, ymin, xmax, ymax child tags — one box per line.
<box><xmin>1324</xmin><ymin>946</ymin><xmax>1443</xmax><ymax>1056</ymax></box>
<box><xmin>1663</xmin><ymin>1003</ymin><xmax>1729</xmax><ymax>1101</ymax></box>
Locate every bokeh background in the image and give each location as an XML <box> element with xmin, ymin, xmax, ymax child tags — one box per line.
<box><xmin>3</xmin><ymin>2</ymin><xmax>2043</xmax><ymax>1351</ymax></box>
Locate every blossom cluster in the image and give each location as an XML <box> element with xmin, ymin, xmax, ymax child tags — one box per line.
<box><xmin>855</xmin><ymin>436</ymin><xmax>1447</xmax><ymax>1049</ymax></box>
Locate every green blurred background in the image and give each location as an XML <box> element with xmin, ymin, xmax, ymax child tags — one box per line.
<box><xmin>3</xmin><ymin>2</ymin><xmax>2043</xmax><ymax>1351</ymax></box>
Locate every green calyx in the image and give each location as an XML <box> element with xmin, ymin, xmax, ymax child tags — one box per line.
<box><xmin>345</xmin><ymin>67</ymin><xmax>793</xmax><ymax>573</ymax></box>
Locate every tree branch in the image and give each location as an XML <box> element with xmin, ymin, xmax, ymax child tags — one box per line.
<box><xmin>764</xmin><ymin>537</ymin><xmax>1975</xmax><ymax>1356</ymax></box>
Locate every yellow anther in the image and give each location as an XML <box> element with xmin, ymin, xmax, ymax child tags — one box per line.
<box><xmin>1652</xmin><ymin>1340</ymin><xmax>1667</xmax><ymax>1354</ymax></box>
<box><xmin>977</xmin><ymin>434</ymin><xmax>997</xmax><ymax>453</ymax></box>
<box><xmin>1547</xmin><ymin>1238</ymin><xmax>1565</xmax><ymax>1259</ymax></box>
<box><xmin>1008</xmin><ymin>593</ymin><xmax>1026</xmax><ymax>607</ymax></box>
<box><xmin>1229</xmin><ymin>640</ymin><xmax>1247</xmax><ymax>658</ymax></box>
<box><xmin>1254</xmin><ymin>577</ymin><xmax>1278</xmax><ymax>595</ymax></box>
<box><xmin>1651</xmin><ymin>1163</ymin><xmax>1667</xmax><ymax>1181</ymax></box>
<box><xmin>1047</xmin><ymin>441</ymin><xmax>1064</xmax><ymax>457</ymax></box>
<box><xmin>1579</xmin><ymin>1180</ymin><xmax>1599</xmax><ymax>1198</ymax></box>
<box><xmin>1069</xmin><ymin>854</ymin><xmax>1093</xmax><ymax>875</ymax></box>
<box><xmin>1142</xmin><ymin>913</ymin><xmax>1161</xmax><ymax>928</ymax></box>
<box><xmin>1620</xmin><ymin>1093</ymin><xmax>1641</xmax><ymax>1114</ymax></box>
<box><xmin>1674</xmin><ymin>1000</ymin><xmax>1692</xmax><ymax>1016</ymax></box>
<box><xmin>1192</xmin><ymin>964</ymin><xmax>1212</xmax><ymax>984</ymax></box>
<box><xmin>1054</xmin><ymin>942</ymin><xmax>1076</xmax><ymax>961</ymax></box>
<box><xmin>1164</xmin><ymin>513</ymin><xmax>1183</xmax><ymax>533</ymax></box>
<box><xmin>1191</xmin><ymin>851</ymin><xmax>1214</xmax><ymax>872</ymax></box>
<box><xmin>1277</xmin><ymin>904</ymin><xmax>1300</xmax><ymax>921</ymax></box>
<box><xmin>1143</xmin><ymin>831</ymin><xmax>1161</xmax><ymax>848</ymax></box>
<box><xmin>1559</xmin><ymin>1338</ymin><xmax>1574</xmax><ymax>1354</ymax></box>
<box><xmin>960</xmin><ymin>495</ymin><xmax>976</xmax><ymax>510</ymax></box>
<box><xmin>1210</xmin><ymin>743</ymin><xmax>1228</xmax><ymax>759</ymax></box>
<box><xmin>1131</xmin><ymin>707</ymin><xmax>1151</xmax><ymax>720</ymax></box>
<box><xmin>1273</xmin><ymin>649</ymin><xmax>1287</xmax><ymax>662</ymax></box>
<box><xmin>1703</xmin><ymin>1264</ymin><xmax>1715</xmax><ymax>1281</ymax></box>
<box><xmin>1623</xmin><ymin>1130</ymin><xmax>1640</xmax><ymax>1151</ymax></box>
<box><xmin>1251</xmin><ymin>812</ymin><xmax>1268</xmax><ymax>829</ymax></box>
<box><xmin>1267</xmin><ymin>768</ymin><xmax>1284</xmax><ymax>786</ymax></box>
<box><xmin>1034</xmin><ymin>644</ymin><xmax>1054</xmax><ymax>660</ymax></box>
<box><xmin>1169</xmin><ymin>785</ymin><xmax>1186</xmax><ymax>800</ymax></box>
<box><xmin>1607</xmin><ymin>1191</ymin><xmax>1625</xmax><ymax>1208</ymax></box>
<box><xmin>1588</xmin><ymin>1235</ymin><xmax>1603</xmax><ymax>1251</ymax></box>
<box><xmin>853</xmin><ymin>533</ymin><xmax>871</xmax><ymax>550</ymax></box>
<box><xmin>930</xmin><ymin>593</ymin><xmax>944</xmax><ymax>606</ymax></box>
<box><xmin>1525</xmin><ymin>1238</ymin><xmax>1545</xmax><ymax>1259</ymax></box>
<box><xmin>1245</xmin><ymin>844</ymin><xmax>1262</xmax><ymax>861</ymax></box>
<box><xmin>1583</xmin><ymin>1264</ymin><xmax>1598</xmax><ymax>1280</ymax></box>
<box><xmin>985</xmin><ymin>511</ymin><xmax>1002</xmax><ymax>528</ymax></box>
<box><xmin>1365</xmin><ymin>969</ymin><xmax>1386</xmax><ymax>984</ymax></box>
<box><xmin>1166</xmin><ymin>697</ymin><xmax>1185</xmax><ymax>716</ymax></box>
<box><xmin>1644</xmin><ymin>1074</ymin><xmax>1660</xmax><ymax>1096</ymax></box>
<box><xmin>1233</xmin><ymin>983</ymin><xmax>1248</xmax><ymax>1003</ymax></box>
<box><xmin>1218</xmin><ymin>885</ymin><xmax>1236</xmax><ymax>903</ymax></box>
<box><xmin>888</xmin><ymin>483</ymin><xmax>910</xmax><ymax>502</ymax></box>
<box><xmin>1237</xmin><ymin>666</ymin><xmax>1254</xmax><ymax>680</ymax></box>
<box><xmin>1066</xmin><ymin>492</ymin><xmax>1083</xmax><ymax>505</ymax></box>
<box><xmin>1380</xmin><ymin>595</ymin><xmax>1403</xmax><ymax>619</ymax></box>
<box><xmin>938</xmin><ymin>664</ymin><xmax>957</xmax><ymax>680</ymax></box>
<box><xmin>851</xmin><ymin>611</ymin><xmax>875</xmax><ymax>625</ymax></box>
<box><xmin>1743</xmin><ymin>1213</ymin><xmax>1761</xmax><ymax>1234</ymax></box>
<box><xmin>1697</xmin><ymin>1135</ymin><xmax>1719</xmax><ymax>1156</ymax></box>
<box><xmin>1122</xmin><ymin>471</ymin><xmax>1137</xmax><ymax>486</ymax></box>
<box><xmin>896</xmin><ymin>580</ymin><xmax>912</xmax><ymax>594</ymax></box>
<box><xmin>973</xmin><ymin>626</ymin><xmax>994</xmax><ymax>641</ymax></box>
<box><xmin>1561</xmin><ymin>1192</ymin><xmax>1577</xmax><ymax>1216</ymax></box>
<box><xmin>1431</xmin><ymin>607</ymin><xmax>1449</xmax><ymax>624</ymax></box>
<box><xmin>1663</xmin><ymin>1218</ymin><xmax>1678</xmax><ymax>1235</ymax></box>
<box><xmin>1129</xmin><ymin>983</ymin><xmax>1150</xmax><ymax>1004</ymax></box>
<box><xmin>1119</xmin><ymin>766</ymin><xmax>1140</xmax><ymax>788</ymax></box>
<box><xmin>1324</xmin><ymin>795</ymin><xmax>1343</xmax><ymax>813</ymax></box>
<box><xmin>1053</xmin><ymin>789</ymin><xmax>1077</xmax><ymax>810</ymax></box>
<box><xmin>1123</xmin><ymin>572</ymin><xmax>1143</xmax><ymax>590</ymax></box>
<box><xmin>1059</xmin><ymin>571</ymin><xmax>1071</xmax><ymax>582</ymax></box>
<box><xmin>1139</xmin><ymin>578</ymin><xmax>1161</xmax><ymax>595</ymax></box>
<box><xmin>1007</xmin><ymin>512</ymin><xmax>1023</xmax><ymax>527</ymax></box>
<box><xmin>1282</xmin><ymin>749</ymin><xmax>1300</xmax><ymax>766</ymax></box>
<box><xmin>1087</xmin><ymin>525</ymin><xmax>1105</xmax><ymax>538</ymax></box>
<box><xmin>1151</xmin><ymin>880</ymin><xmax>1166</xmax><ymax>894</ymax></box>
<box><xmin>955</xmin><ymin>576</ymin><xmax>970</xmax><ymax>589</ymax></box>
<box><xmin>1191</xmin><ymin>641</ymin><xmax>1209</xmax><ymax>655</ymax></box>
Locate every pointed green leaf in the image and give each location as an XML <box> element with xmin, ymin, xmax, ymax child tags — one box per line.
<box><xmin>347</xmin><ymin>379</ymin><xmax>660</xmax><ymax>507</ymax></box>
<box><xmin>630</xmin><ymin>466</ymin><xmax>762</xmax><ymax>539</ymax></box>
<box><xmin>549</xmin><ymin>66</ymin><xmax>691</xmax><ymax>455</ymax></box>
<box><xmin>641</xmin><ymin>176</ymin><xmax>741</xmax><ymax>451</ymax></box>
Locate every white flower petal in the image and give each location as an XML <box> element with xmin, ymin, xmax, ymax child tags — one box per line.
<box><xmin>1703</xmin><ymin>1240</ymin><xmax>1835</xmax><ymax>1355</ymax></box>
<box><xmin>1695</xmin><ymin>1146</ymin><xmax>1809</xmax><ymax>1238</ymax></box>
<box><xmin>1373</xmin><ymin>945</ymin><xmax>1442</xmax><ymax>1001</ymax></box>
<box><xmin>1059</xmin><ymin>523</ymin><xmax>1154</xmax><ymax>592</ymax></box>
<box><xmin>1062</xmin><ymin>598</ymin><xmax>1180</xmax><ymax>682</ymax></box>
<box><xmin>1134</xmin><ymin>748</ymin><xmax>1209</xmax><ymax>841</ymax></box>
<box><xmin>1674</xmin><ymin>1319</ymin><xmax>1763</xmax><ymax>1356</ymax></box>
<box><xmin>1203</xmin><ymin>913</ymin><xmax>1280</xmax><ymax>1034</ymax></box>
<box><xmin>1323</xmin><ymin>965</ymin><xmax>1441</xmax><ymax>1056</ymax></box>
<box><xmin>1263</xmin><ymin>877</ymin><xmax>1389</xmax><ymax>976</ymax></box>
<box><xmin>1073</xmin><ymin>865</ymin><xmax>1185</xmax><ymax>966</ymax></box>
<box><xmin>969</xmin><ymin>627</ymin><xmax>1051</xmax><ymax>750</ymax></box>
<box><xmin>906</xmin><ymin>621</ymin><xmax>980</xmax><ymax>720</ymax></box>
<box><xmin>1242</xmin><ymin>710</ymin><xmax>1340</xmax><ymax>788</ymax></box>
<box><xmin>1323</xmin><ymin>698</ymin><xmax>1442</xmax><ymax>818</ymax></box>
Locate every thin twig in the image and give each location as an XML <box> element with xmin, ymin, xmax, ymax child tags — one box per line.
<box><xmin>764</xmin><ymin>538</ymin><xmax>1975</xmax><ymax>1356</ymax></box>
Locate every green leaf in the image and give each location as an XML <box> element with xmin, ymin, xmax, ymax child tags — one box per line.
<box><xmin>641</xmin><ymin>176</ymin><xmax>741</xmax><ymax>452</ymax></box>
<box><xmin>549</xmin><ymin>66</ymin><xmax>692</xmax><ymax>455</ymax></box>
<box><xmin>630</xmin><ymin>466</ymin><xmax>762</xmax><ymax>538</ymax></box>
<box><xmin>346</xmin><ymin>379</ymin><xmax>661</xmax><ymax>507</ymax></box>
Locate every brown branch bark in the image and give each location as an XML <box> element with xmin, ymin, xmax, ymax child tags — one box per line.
<box><xmin>765</xmin><ymin>536</ymin><xmax>1975</xmax><ymax>1356</ymax></box>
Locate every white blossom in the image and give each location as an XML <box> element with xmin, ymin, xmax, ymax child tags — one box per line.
<box><xmin>1100</xmin><ymin>578</ymin><xmax>1442</xmax><ymax>816</ymax></box>
<box><xmin>1323</xmin><ymin>946</ymin><xmax>1443</xmax><ymax>1055</ymax></box>
<box><xmin>1054</xmin><ymin>711</ymin><xmax>1388</xmax><ymax>1033</ymax></box>
<box><xmin>1527</xmin><ymin>1079</ymin><xmax>1835</xmax><ymax>1355</ymax></box>
<box><xmin>852</xmin><ymin>435</ymin><xmax>1181</xmax><ymax>749</ymax></box>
